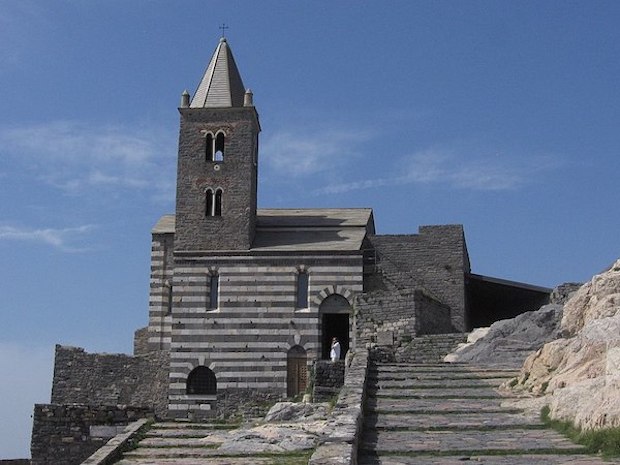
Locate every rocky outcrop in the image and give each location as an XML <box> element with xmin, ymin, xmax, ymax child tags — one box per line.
<box><xmin>445</xmin><ymin>304</ymin><xmax>563</xmax><ymax>368</ymax></box>
<box><xmin>511</xmin><ymin>259</ymin><xmax>620</xmax><ymax>430</ymax></box>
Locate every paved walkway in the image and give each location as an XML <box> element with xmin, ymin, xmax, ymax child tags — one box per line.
<box><xmin>359</xmin><ymin>362</ymin><xmax>619</xmax><ymax>465</ymax></box>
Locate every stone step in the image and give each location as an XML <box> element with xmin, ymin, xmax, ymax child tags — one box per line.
<box><xmin>368</xmin><ymin>369</ymin><xmax>518</xmax><ymax>379</ymax></box>
<box><xmin>372</xmin><ymin>363</ymin><xmax>518</xmax><ymax>373</ymax></box>
<box><xmin>374</xmin><ymin>377</ymin><xmax>505</xmax><ymax>389</ymax></box>
<box><xmin>131</xmin><ymin>437</ymin><xmax>213</xmax><ymax>448</ymax></box>
<box><xmin>367</xmin><ymin>397</ymin><xmax>517</xmax><ymax>414</ymax></box>
<box><xmin>365</xmin><ymin>411</ymin><xmax>542</xmax><ymax>430</ymax></box>
<box><xmin>151</xmin><ymin>421</ymin><xmax>238</xmax><ymax>429</ymax></box>
<box><xmin>117</xmin><ymin>457</ymin><xmax>278</xmax><ymax>465</ymax></box>
<box><xmin>144</xmin><ymin>427</ymin><xmax>214</xmax><ymax>438</ymax></box>
<box><xmin>121</xmin><ymin>446</ymin><xmax>234</xmax><ymax>459</ymax></box>
<box><xmin>368</xmin><ymin>387</ymin><xmax>510</xmax><ymax>398</ymax></box>
<box><xmin>367</xmin><ymin>371</ymin><xmax>514</xmax><ymax>386</ymax></box>
<box><xmin>360</xmin><ymin>429</ymin><xmax>587</xmax><ymax>454</ymax></box>
<box><xmin>358</xmin><ymin>454</ymin><xmax>619</xmax><ymax>465</ymax></box>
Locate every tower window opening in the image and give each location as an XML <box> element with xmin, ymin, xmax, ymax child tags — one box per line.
<box><xmin>209</xmin><ymin>274</ymin><xmax>219</xmax><ymax>309</ymax></box>
<box><xmin>205</xmin><ymin>189</ymin><xmax>214</xmax><ymax>216</ymax></box>
<box><xmin>205</xmin><ymin>188</ymin><xmax>222</xmax><ymax>217</ymax></box>
<box><xmin>214</xmin><ymin>132</ymin><xmax>225</xmax><ymax>161</ymax></box>
<box><xmin>214</xmin><ymin>189</ymin><xmax>222</xmax><ymax>216</ymax></box>
<box><xmin>205</xmin><ymin>133</ymin><xmax>214</xmax><ymax>161</ymax></box>
<box><xmin>296</xmin><ymin>271</ymin><xmax>309</xmax><ymax>309</ymax></box>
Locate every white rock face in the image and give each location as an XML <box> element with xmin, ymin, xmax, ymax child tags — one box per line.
<box><xmin>511</xmin><ymin>258</ymin><xmax>620</xmax><ymax>430</ymax></box>
<box><xmin>561</xmin><ymin>260</ymin><xmax>620</xmax><ymax>335</ymax></box>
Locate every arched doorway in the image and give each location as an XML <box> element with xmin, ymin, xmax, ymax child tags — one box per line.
<box><xmin>186</xmin><ymin>366</ymin><xmax>217</xmax><ymax>395</ymax></box>
<box><xmin>319</xmin><ymin>294</ymin><xmax>351</xmax><ymax>360</ymax></box>
<box><xmin>287</xmin><ymin>345</ymin><xmax>308</xmax><ymax>397</ymax></box>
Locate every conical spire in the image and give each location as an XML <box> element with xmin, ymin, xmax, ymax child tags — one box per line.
<box><xmin>190</xmin><ymin>38</ymin><xmax>246</xmax><ymax>108</ymax></box>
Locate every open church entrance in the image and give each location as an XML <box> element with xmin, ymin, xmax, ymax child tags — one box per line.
<box><xmin>319</xmin><ymin>294</ymin><xmax>351</xmax><ymax>360</ymax></box>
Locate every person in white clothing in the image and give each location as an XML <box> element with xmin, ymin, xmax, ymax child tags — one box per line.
<box><xmin>330</xmin><ymin>337</ymin><xmax>341</xmax><ymax>362</ymax></box>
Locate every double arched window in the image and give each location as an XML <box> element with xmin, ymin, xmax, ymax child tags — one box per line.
<box><xmin>205</xmin><ymin>131</ymin><xmax>225</xmax><ymax>162</ymax></box>
<box><xmin>186</xmin><ymin>366</ymin><xmax>217</xmax><ymax>395</ymax></box>
<box><xmin>205</xmin><ymin>188</ymin><xmax>223</xmax><ymax>217</ymax></box>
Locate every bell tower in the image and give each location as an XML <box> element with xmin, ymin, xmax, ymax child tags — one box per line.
<box><xmin>174</xmin><ymin>38</ymin><xmax>260</xmax><ymax>251</ymax></box>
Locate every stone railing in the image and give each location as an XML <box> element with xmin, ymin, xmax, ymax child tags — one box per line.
<box><xmin>31</xmin><ymin>404</ymin><xmax>153</xmax><ymax>465</ymax></box>
<box><xmin>308</xmin><ymin>348</ymin><xmax>369</xmax><ymax>465</ymax></box>
<box><xmin>81</xmin><ymin>418</ymin><xmax>151</xmax><ymax>465</ymax></box>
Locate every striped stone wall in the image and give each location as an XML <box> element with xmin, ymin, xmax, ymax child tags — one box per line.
<box><xmin>166</xmin><ymin>253</ymin><xmax>363</xmax><ymax>418</ymax></box>
<box><xmin>148</xmin><ymin>232</ymin><xmax>174</xmax><ymax>350</ymax></box>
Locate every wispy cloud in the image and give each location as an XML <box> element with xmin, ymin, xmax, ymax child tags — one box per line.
<box><xmin>0</xmin><ymin>224</ymin><xmax>95</xmax><ymax>252</ymax></box>
<box><xmin>262</xmin><ymin>128</ymin><xmax>371</xmax><ymax>177</ymax></box>
<box><xmin>0</xmin><ymin>121</ymin><xmax>176</xmax><ymax>202</ymax></box>
<box><xmin>318</xmin><ymin>148</ymin><xmax>560</xmax><ymax>195</ymax></box>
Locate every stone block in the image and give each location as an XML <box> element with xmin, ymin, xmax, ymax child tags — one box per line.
<box><xmin>376</xmin><ymin>331</ymin><xmax>394</xmax><ymax>346</ymax></box>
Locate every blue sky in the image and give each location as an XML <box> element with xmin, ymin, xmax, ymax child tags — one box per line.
<box><xmin>1</xmin><ymin>1</ymin><xmax>619</xmax><ymax>459</ymax></box>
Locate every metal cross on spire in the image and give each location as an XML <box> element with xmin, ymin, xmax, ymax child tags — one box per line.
<box><xmin>219</xmin><ymin>23</ymin><xmax>229</xmax><ymax>38</ymax></box>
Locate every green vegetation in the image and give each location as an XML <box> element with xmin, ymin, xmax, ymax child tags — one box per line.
<box><xmin>541</xmin><ymin>405</ymin><xmax>620</xmax><ymax>458</ymax></box>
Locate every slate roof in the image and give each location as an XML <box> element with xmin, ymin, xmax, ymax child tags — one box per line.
<box><xmin>151</xmin><ymin>208</ymin><xmax>374</xmax><ymax>252</ymax></box>
<box><xmin>254</xmin><ymin>208</ymin><xmax>374</xmax><ymax>252</ymax></box>
<box><xmin>190</xmin><ymin>38</ymin><xmax>246</xmax><ymax>108</ymax></box>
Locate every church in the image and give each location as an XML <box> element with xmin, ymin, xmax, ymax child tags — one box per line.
<box><xmin>144</xmin><ymin>37</ymin><xmax>551</xmax><ymax>419</ymax></box>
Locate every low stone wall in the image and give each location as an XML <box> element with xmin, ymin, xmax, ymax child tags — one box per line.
<box><xmin>356</xmin><ymin>289</ymin><xmax>453</xmax><ymax>349</ymax></box>
<box><xmin>313</xmin><ymin>360</ymin><xmax>345</xmax><ymax>401</ymax></box>
<box><xmin>51</xmin><ymin>345</ymin><xmax>169</xmax><ymax>417</ymax></box>
<box><xmin>356</xmin><ymin>290</ymin><xmax>417</xmax><ymax>346</ymax></box>
<box><xmin>30</xmin><ymin>404</ymin><xmax>152</xmax><ymax>465</ymax></box>
<box><xmin>309</xmin><ymin>349</ymin><xmax>369</xmax><ymax>465</ymax></box>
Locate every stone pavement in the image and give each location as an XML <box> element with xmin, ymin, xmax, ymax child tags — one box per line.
<box><xmin>358</xmin><ymin>363</ymin><xmax>619</xmax><ymax>465</ymax></box>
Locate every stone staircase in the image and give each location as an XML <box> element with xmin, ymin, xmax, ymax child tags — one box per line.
<box><xmin>359</xmin><ymin>362</ymin><xmax>617</xmax><ymax>464</ymax></box>
<box><xmin>114</xmin><ymin>421</ymin><xmax>311</xmax><ymax>465</ymax></box>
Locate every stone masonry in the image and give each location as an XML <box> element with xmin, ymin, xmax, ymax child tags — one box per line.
<box><xmin>369</xmin><ymin>226</ymin><xmax>470</xmax><ymax>331</ymax></box>
<box><xmin>30</xmin><ymin>404</ymin><xmax>151</xmax><ymax>465</ymax></box>
<box><xmin>51</xmin><ymin>345</ymin><xmax>169</xmax><ymax>417</ymax></box>
<box><xmin>174</xmin><ymin>106</ymin><xmax>259</xmax><ymax>252</ymax></box>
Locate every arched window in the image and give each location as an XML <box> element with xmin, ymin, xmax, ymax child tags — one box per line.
<box><xmin>186</xmin><ymin>366</ymin><xmax>217</xmax><ymax>395</ymax></box>
<box><xmin>205</xmin><ymin>133</ymin><xmax>214</xmax><ymax>161</ymax></box>
<box><xmin>214</xmin><ymin>132</ymin><xmax>225</xmax><ymax>161</ymax></box>
<box><xmin>205</xmin><ymin>188</ymin><xmax>222</xmax><ymax>217</ymax></box>
<box><xmin>214</xmin><ymin>189</ymin><xmax>222</xmax><ymax>216</ymax></box>
<box><xmin>296</xmin><ymin>271</ymin><xmax>309</xmax><ymax>309</ymax></box>
<box><xmin>205</xmin><ymin>189</ymin><xmax>214</xmax><ymax>216</ymax></box>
